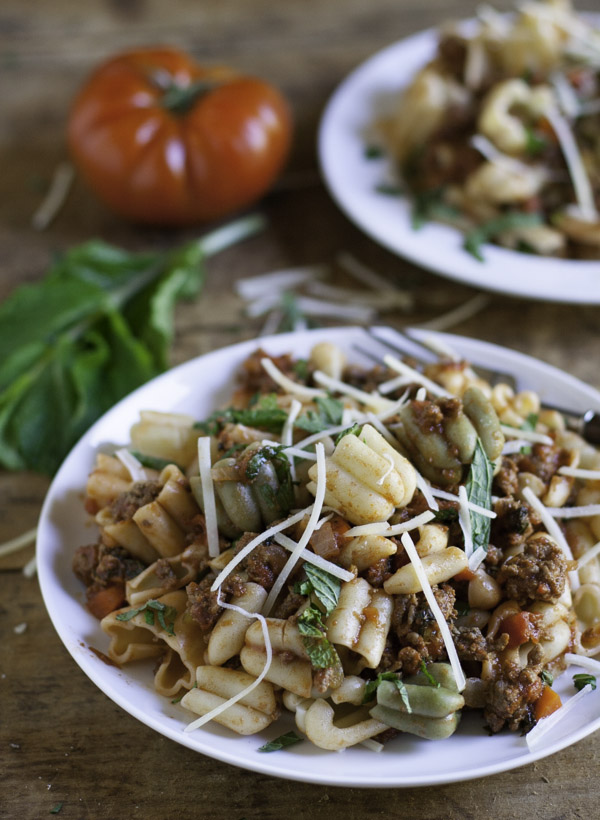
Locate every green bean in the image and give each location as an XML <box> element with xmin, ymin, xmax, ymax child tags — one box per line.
<box><xmin>377</xmin><ymin>681</ymin><xmax>464</xmax><ymax>718</ymax></box>
<box><xmin>369</xmin><ymin>705</ymin><xmax>461</xmax><ymax>740</ymax></box>
<box><xmin>394</xmin><ymin>424</ymin><xmax>462</xmax><ymax>487</ymax></box>
<box><xmin>444</xmin><ymin>413</ymin><xmax>477</xmax><ymax>464</ymax></box>
<box><xmin>462</xmin><ymin>387</ymin><xmax>504</xmax><ymax>461</ymax></box>
<box><xmin>404</xmin><ymin>662</ymin><xmax>460</xmax><ymax>693</ymax></box>
<box><xmin>189</xmin><ymin>475</ymin><xmax>241</xmax><ymax>539</ymax></box>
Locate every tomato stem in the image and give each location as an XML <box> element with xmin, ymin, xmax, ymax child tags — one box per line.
<box><xmin>161</xmin><ymin>80</ymin><xmax>217</xmax><ymax>114</ymax></box>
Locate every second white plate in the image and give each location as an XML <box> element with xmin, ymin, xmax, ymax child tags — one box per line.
<box><xmin>318</xmin><ymin>24</ymin><xmax>600</xmax><ymax>303</ymax></box>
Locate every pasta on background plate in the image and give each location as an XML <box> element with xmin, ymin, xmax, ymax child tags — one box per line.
<box><xmin>73</xmin><ymin>339</ymin><xmax>600</xmax><ymax>752</ymax></box>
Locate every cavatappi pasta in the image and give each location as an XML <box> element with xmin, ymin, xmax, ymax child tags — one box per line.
<box><xmin>378</xmin><ymin>0</ymin><xmax>600</xmax><ymax>260</ymax></box>
<box><xmin>73</xmin><ymin>340</ymin><xmax>600</xmax><ymax>751</ymax></box>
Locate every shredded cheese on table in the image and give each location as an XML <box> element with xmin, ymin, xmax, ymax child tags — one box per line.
<box><xmin>400</xmin><ymin>532</ymin><xmax>466</xmax><ymax>692</ymax></box>
<box><xmin>0</xmin><ymin>526</ymin><xmax>37</xmax><ymax>560</ymax></box>
<box><xmin>262</xmin><ymin>443</ymin><xmax>328</xmax><ymax>614</ymax></box>
<box><xmin>198</xmin><ymin>437</ymin><xmax>221</xmax><ymax>559</ymax></box>
<box><xmin>184</xmin><ymin>590</ymin><xmax>273</xmax><ymax>733</ymax></box>
<box><xmin>235</xmin><ymin>265</ymin><xmax>327</xmax><ymax>301</ymax></box>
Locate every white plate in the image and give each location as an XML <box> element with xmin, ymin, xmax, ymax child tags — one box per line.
<box><xmin>318</xmin><ymin>24</ymin><xmax>600</xmax><ymax>303</ymax></box>
<box><xmin>38</xmin><ymin>326</ymin><xmax>600</xmax><ymax>787</ymax></box>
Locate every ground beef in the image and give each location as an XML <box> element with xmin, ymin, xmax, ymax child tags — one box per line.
<box><xmin>109</xmin><ymin>481</ymin><xmax>162</xmax><ymax>522</ymax></box>
<box><xmin>72</xmin><ymin>542</ymin><xmax>146</xmax><ymax>588</ymax></box>
<box><xmin>493</xmin><ymin>457</ymin><xmax>520</xmax><ymax>497</ymax></box>
<box><xmin>245</xmin><ymin>542</ymin><xmax>289</xmax><ymax>590</ymax></box>
<box><xmin>186</xmin><ymin>574</ymin><xmax>246</xmax><ymax>632</ymax></box>
<box><xmin>313</xmin><ymin>664</ymin><xmax>344</xmax><ymax>694</ymax></box>
<box><xmin>452</xmin><ymin>626</ymin><xmax>489</xmax><ymax>663</ymax></box>
<box><xmin>497</xmin><ymin>534</ymin><xmax>567</xmax><ymax>605</ymax></box>
<box><xmin>391</xmin><ymin>584</ymin><xmax>456</xmax><ymax>662</ymax></box>
<box><xmin>396</xmin><ymin>646</ymin><xmax>423</xmax><ymax>676</ymax></box>
<box><xmin>272</xmin><ymin>590</ymin><xmax>305</xmax><ymax>620</ymax></box>
<box><xmin>490</xmin><ymin>497</ymin><xmax>532</xmax><ymax>553</ymax></box>
<box><xmin>515</xmin><ymin>443</ymin><xmax>569</xmax><ymax>484</ymax></box>
<box><xmin>237</xmin><ymin>349</ymin><xmax>300</xmax><ymax>395</ymax></box>
<box><xmin>364</xmin><ymin>557</ymin><xmax>393</xmax><ymax>588</ymax></box>
<box><xmin>484</xmin><ymin>662</ymin><xmax>543</xmax><ymax>733</ymax></box>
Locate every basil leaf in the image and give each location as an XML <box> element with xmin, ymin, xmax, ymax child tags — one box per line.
<box><xmin>233</xmin><ymin>394</ymin><xmax>289</xmax><ymax>433</ymax></box>
<box><xmin>362</xmin><ymin>672</ymin><xmax>413</xmax><ymax>713</ymax></box>
<box><xmin>258</xmin><ymin>731</ymin><xmax>303</xmax><ymax>752</ymax></box>
<box><xmin>463</xmin><ymin>211</ymin><xmax>543</xmax><ymax>262</ymax></box>
<box><xmin>573</xmin><ymin>673</ymin><xmax>597</xmax><ymax>691</ymax></box>
<box><xmin>0</xmin><ymin>216</ymin><xmax>263</xmax><ymax>475</ymax></box>
<box><xmin>297</xmin><ymin>605</ymin><xmax>341</xmax><ymax>669</ymax></box>
<box><xmin>334</xmin><ymin>423</ymin><xmax>362</xmax><ymax>445</ymax></box>
<box><xmin>302</xmin><ymin>564</ymin><xmax>341</xmax><ymax>616</ymax></box>
<box><xmin>465</xmin><ymin>438</ymin><xmax>494</xmax><ymax>553</ymax></box>
<box><xmin>295</xmin><ymin>396</ymin><xmax>344</xmax><ymax>434</ymax></box>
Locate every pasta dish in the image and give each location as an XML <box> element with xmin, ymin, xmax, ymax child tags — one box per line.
<box><xmin>379</xmin><ymin>0</ymin><xmax>600</xmax><ymax>260</ymax></box>
<box><xmin>72</xmin><ymin>337</ymin><xmax>600</xmax><ymax>752</ymax></box>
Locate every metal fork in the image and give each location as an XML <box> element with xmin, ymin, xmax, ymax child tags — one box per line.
<box><xmin>362</xmin><ymin>327</ymin><xmax>600</xmax><ymax>445</ymax></box>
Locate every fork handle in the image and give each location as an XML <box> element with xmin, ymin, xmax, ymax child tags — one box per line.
<box><xmin>542</xmin><ymin>404</ymin><xmax>600</xmax><ymax>446</ymax></box>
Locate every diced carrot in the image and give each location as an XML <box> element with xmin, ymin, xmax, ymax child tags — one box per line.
<box><xmin>497</xmin><ymin>611</ymin><xmax>540</xmax><ymax>649</ymax></box>
<box><xmin>87</xmin><ymin>584</ymin><xmax>126</xmax><ymax>619</ymax></box>
<box><xmin>534</xmin><ymin>684</ymin><xmax>562</xmax><ymax>722</ymax></box>
<box><xmin>454</xmin><ymin>568</ymin><xmax>476</xmax><ymax>582</ymax></box>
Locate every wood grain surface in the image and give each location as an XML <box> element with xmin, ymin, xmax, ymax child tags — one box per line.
<box><xmin>1</xmin><ymin>0</ymin><xmax>598</xmax><ymax>818</ymax></box>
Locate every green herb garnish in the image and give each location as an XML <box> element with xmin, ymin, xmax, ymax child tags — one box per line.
<box><xmin>295</xmin><ymin>564</ymin><xmax>340</xmax><ymax>616</ymax></box>
<box><xmin>293</xmin><ymin>359</ymin><xmax>310</xmax><ymax>382</ymax></box>
<box><xmin>49</xmin><ymin>805</ymin><xmax>63</xmax><ymax>815</ymax></box>
<box><xmin>334</xmin><ymin>422</ymin><xmax>362</xmax><ymax>445</ymax></box>
<box><xmin>463</xmin><ymin>211</ymin><xmax>543</xmax><ymax>262</ymax></box>
<box><xmin>420</xmin><ymin>660</ymin><xmax>441</xmax><ymax>688</ymax></box>
<box><xmin>433</xmin><ymin>507</ymin><xmax>459</xmax><ymax>523</ymax></box>
<box><xmin>244</xmin><ymin>444</ymin><xmax>294</xmax><ymax>514</ymax></box>
<box><xmin>115</xmin><ymin>599</ymin><xmax>177</xmax><ymax>635</ymax></box>
<box><xmin>465</xmin><ymin>438</ymin><xmax>494</xmax><ymax>554</ymax></box>
<box><xmin>365</xmin><ymin>145</ymin><xmax>384</xmax><ymax>159</ymax></box>
<box><xmin>195</xmin><ymin>393</ymin><xmax>289</xmax><ymax>436</ymax></box>
<box><xmin>411</xmin><ymin>188</ymin><xmax>460</xmax><ymax>231</ymax></box>
<box><xmin>573</xmin><ymin>673</ymin><xmax>597</xmax><ymax>691</ymax></box>
<box><xmin>258</xmin><ymin>730</ymin><xmax>304</xmax><ymax>752</ymax></box>
<box><xmin>0</xmin><ymin>215</ymin><xmax>263</xmax><ymax>474</ymax></box>
<box><xmin>297</xmin><ymin>604</ymin><xmax>341</xmax><ymax>669</ymax></box>
<box><xmin>362</xmin><ymin>672</ymin><xmax>412</xmax><ymax>712</ymax></box>
<box><xmin>525</xmin><ymin>127</ymin><xmax>547</xmax><ymax>156</ymax></box>
<box><xmin>129</xmin><ymin>450</ymin><xmax>184</xmax><ymax>473</ymax></box>
<box><xmin>295</xmin><ymin>396</ymin><xmax>344</xmax><ymax>434</ymax></box>
<box><xmin>541</xmin><ymin>670</ymin><xmax>554</xmax><ymax>687</ymax></box>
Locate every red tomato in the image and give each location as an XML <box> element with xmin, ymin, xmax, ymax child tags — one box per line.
<box><xmin>67</xmin><ymin>47</ymin><xmax>292</xmax><ymax>225</ymax></box>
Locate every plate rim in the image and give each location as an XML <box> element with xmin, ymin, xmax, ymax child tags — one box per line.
<box><xmin>317</xmin><ymin>19</ymin><xmax>600</xmax><ymax>303</ymax></box>
<box><xmin>37</xmin><ymin>325</ymin><xmax>600</xmax><ymax>786</ymax></box>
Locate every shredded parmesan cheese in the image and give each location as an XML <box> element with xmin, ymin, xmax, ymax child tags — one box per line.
<box><xmin>0</xmin><ymin>526</ymin><xmax>37</xmax><ymax>559</ymax></box>
<box><xmin>500</xmin><ymin>425</ymin><xmax>553</xmax><ymax>445</ymax></box>
<box><xmin>415</xmin><ymin>387</ymin><xmax>427</xmax><ymax>402</ymax></box>
<box><xmin>502</xmin><ymin>439</ymin><xmax>533</xmax><ymax>455</ymax></box>
<box><xmin>261</xmin><ymin>357</ymin><xmax>325</xmax><ymax>399</ymax></box>
<box><xmin>23</xmin><ymin>555</ymin><xmax>37</xmax><ymax>578</ymax></box>
<box><xmin>115</xmin><ymin>448</ymin><xmax>150</xmax><ymax>482</ymax></box>
<box><xmin>430</xmin><ymin>487</ymin><xmax>496</xmax><ymax>519</ymax></box>
<box><xmin>282</xmin><ymin>398</ymin><xmax>303</xmax><ymax>481</ymax></box>
<box><xmin>526</xmin><ymin>684</ymin><xmax>593</xmax><ymax>751</ymax></box>
<box><xmin>184</xmin><ymin>590</ymin><xmax>273</xmax><ymax>733</ymax></box>
<box><xmin>381</xmin><ymin>354</ymin><xmax>450</xmax><ymax>397</ymax></box>
<box><xmin>380</xmin><ymin>510</ymin><xmax>436</xmax><ymax>537</ymax></box>
<box><xmin>377</xmin><ymin>453</ymin><xmax>395</xmax><ymax>486</ymax></box>
<box><xmin>545</xmin><ymin>504</ymin><xmax>600</xmax><ymax>519</ymax></box>
<box><xmin>312</xmin><ymin>370</ymin><xmax>394</xmax><ymax>413</ymax></box>
<box><xmin>575</xmin><ymin>541</ymin><xmax>600</xmax><ymax>569</ymax></box>
<box><xmin>274</xmin><ymin>532</ymin><xmax>354</xmax><ymax>582</ymax></box>
<box><xmin>400</xmin><ymin>532</ymin><xmax>466</xmax><ymax>692</ymax></box>
<box><xmin>210</xmin><ymin>506</ymin><xmax>314</xmax><ymax>592</ymax></box>
<box><xmin>458</xmin><ymin>485</ymin><xmax>473</xmax><ymax>558</ymax></box>
<box><xmin>559</xmin><ymin>466</ymin><xmax>600</xmax><ymax>480</ymax></box>
<box><xmin>545</xmin><ymin>106</ymin><xmax>598</xmax><ymax>221</ymax></box>
<box><xmin>198</xmin><ymin>438</ymin><xmax>220</xmax><ymax>559</ymax></box>
<box><xmin>468</xmin><ymin>546</ymin><xmax>488</xmax><ymax>572</ymax></box>
<box><xmin>415</xmin><ymin>473</ymin><xmax>439</xmax><ymax>512</ymax></box>
<box><xmin>336</xmin><ymin>251</ymin><xmax>396</xmax><ymax>291</ymax></box>
<box><xmin>262</xmin><ymin>443</ymin><xmax>327</xmax><ymax>614</ymax></box>
<box><xmin>343</xmin><ymin>522</ymin><xmax>390</xmax><ymax>538</ymax></box>
<box><xmin>564</xmin><ymin>652</ymin><xmax>600</xmax><ymax>676</ymax></box>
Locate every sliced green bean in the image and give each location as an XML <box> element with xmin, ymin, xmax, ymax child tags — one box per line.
<box><xmin>398</xmin><ymin>406</ymin><xmax>462</xmax><ymax>470</ymax></box>
<box><xmin>377</xmin><ymin>680</ymin><xmax>464</xmax><ymax>718</ymax></box>
<box><xmin>250</xmin><ymin>460</ymin><xmax>282</xmax><ymax>524</ymax></box>
<box><xmin>462</xmin><ymin>387</ymin><xmax>504</xmax><ymax>461</ymax></box>
<box><xmin>394</xmin><ymin>425</ymin><xmax>463</xmax><ymax>487</ymax></box>
<box><xmin>369</xmin><ymin>705</ymin><xmax>461</xmax><ymax>740</ymax></box>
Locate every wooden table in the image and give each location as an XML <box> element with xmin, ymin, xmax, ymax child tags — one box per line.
<box><xmin>1</xmin><ymin>0</ymin><xmax>598</xmax><ymax>817</ymax></box>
